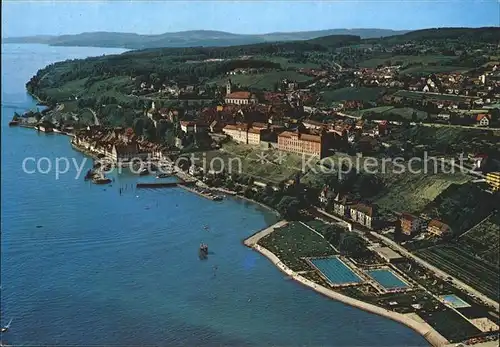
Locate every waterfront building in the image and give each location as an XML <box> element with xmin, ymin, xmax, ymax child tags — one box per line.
<box><xmin>111</xmin><ymin>142</ymin><xmax>148</xmax><ymax>162</ymax></box>
<box><xmin>486</xmin><ymin>172</ymin><xmax>500</xmax><ymax>191</ymax></box>
<box><xmin>400</xmin><ymin>213</ymin><xmax>422</xmax><ymax>236</ymax></box>
<box><xmin>427</xmin><ymin>219</ymin><xmax>452</xmax><ymax>237</ymax></box>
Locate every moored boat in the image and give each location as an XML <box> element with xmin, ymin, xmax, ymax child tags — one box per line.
<box><xmin>92</xmin><ymin>176</ymin><xmax>112</xmax><ymax>184</ymax></box>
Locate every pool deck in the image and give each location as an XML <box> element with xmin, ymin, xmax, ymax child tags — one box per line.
<box><xmin>244</xmin><ymin>229</ymin><xmax>450</xmax><ymax>347</ymax></box>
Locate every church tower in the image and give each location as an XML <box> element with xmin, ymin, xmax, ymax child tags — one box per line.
<box><xmin>226</xmin><ymin>79</ymin><xmax>232</xmax><ymax>95</ymax></box>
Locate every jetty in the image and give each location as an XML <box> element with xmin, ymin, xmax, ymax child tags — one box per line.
<box><xmin>136</xmin><ymin>180</ymin><xmax>197</xmax><ymax>189</ymax></box>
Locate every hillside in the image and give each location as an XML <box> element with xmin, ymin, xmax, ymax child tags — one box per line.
<box><xmin>366</xmin><ymin>27</ymin><xmax>500</xmax><ymax>44</ymax></box>
<box><xmin>3</xmin><ymin>28</ymin><xmax>407</xmax><ymax>49</ymax></box>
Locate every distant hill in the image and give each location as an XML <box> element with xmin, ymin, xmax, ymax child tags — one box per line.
<box><xmin>3</xmin><ymin>28</ymin><xmax>408</xmax><ymax>49</ymax></box>
<box><xmin>366</xmin><ymin>27</ymin><xmax>500</xmax><ymax>44</ymax></box>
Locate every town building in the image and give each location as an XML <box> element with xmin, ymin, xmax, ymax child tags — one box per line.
<box><xmin>333</xmin><ymin>194</ymin><xmax>351</xmax><ymax>218</ymax></box>
<box><xmin>486</xmin><ymin>172</ymin><xmax>500</xmax><ymax>191</ymax></box>
<box><xmin>373</xmin><ymin>247</ymin><xmax>404</xmax><ymax>263</ymax></box>
<box><xmin>224</xmin><ymin>81</ymin><xmax>259</xmax><ymax>105</ymax></box>
<box><xmin>111</xmin><ymin>142</ymin><xmax>147</xmax><ymax>162</ymax></box>
<box><xmin>277</xmin><ymin>130</ymin><xmax>329</xmax><ymax>158</ymax></box>
<box><xmin>400</xmin><ymin>213</ymin><xmax>422</xmax><ymax>236</ymax></box>
<box><xmin>427</xmin><ymin>219</ymin><xmax>452</xmax><ymax>237</ymax></box>
<box><xmin>222</xmin><ymin>123</ymin><xmax>263</xmax><ymax>146</ymax></box>
<box><xmin>476</xmin><ymin>114</ymin><xmax>491</xmax><ymax>127</ymax></box>
<box><xmin>180</xmin><ymin>121</ymin><xmax>208</xmax><ymax>134</ymax></box>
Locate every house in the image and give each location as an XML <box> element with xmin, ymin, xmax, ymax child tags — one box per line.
<box><xmin>302</xmin><ymin>119</ymin><xmax>325</xmax><ymax>131</ymax></box>
<box><xmin>222</xmin><ymin>123</ymin><xmax>262</xmax><ymax>145</ymax></box>
<box><xmin>180</xmin><ymin>121</ymin><xmax>207</xmax><ymax>134</ymax></box>
<box><xmin>476</xmin><ymin>114</ymin><xmax>491</xmax><ymax>127</ymax></box>
<box><xmin>333</xmin><ymin>194</ymin><xmax>351</xmax><ymax>218</ymax></box>
<box><xmin>427</xmin><ymin>219</ymin><xmax>451</xmax><ymax>237</ymax></box>
<box><xmin>436</xmin><ymin>113</ymin><xmax>451</xmax><ymax>121</ymax></box>
<box><xmin>400</xmin><ymin>213</ymin><xmax>422</xmax><ymax>236</ymax></box>
<box><xmin>350</xmin><ymin>203</ymin><xmax>374</xmax><ymax>229</ymax></box>
<box><xmin>111</xmin><ymin>142</ymin><xmax>147</xmax><ymax>162</ymax></box>
<box><xmin>225</xmin><ymin>91</ymin><xmax>258</xmax><ymax>105</ymax></box>
<box><xmin>486</xmin><ymin>172</ymin><xmax>500</xmax><ymax>191</ymax></box>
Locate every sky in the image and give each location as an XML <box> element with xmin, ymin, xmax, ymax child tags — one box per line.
<box><xmin>2</xmin><ymin>0</ymin><xmax>499</xmax><ymax>37</ymax></box>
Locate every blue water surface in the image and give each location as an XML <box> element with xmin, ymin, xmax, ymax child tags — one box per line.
<box><xmin>367</xmin><ymin>269</ymin><xmax>409</xmax><ymax>290</ymax></box>
<box><xmin>1</xmin><ymin>43</ymin><xmax>428</xmax><ymax>346</ymax></box>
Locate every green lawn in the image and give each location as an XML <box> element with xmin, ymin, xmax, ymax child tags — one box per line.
<box><xmin>394</xmin><ymin>90</ymin><xmax>473</xmax><ymax>102</ymax></box>
<box><xmin>400</xmin><ymin>65</ymin><xmax>470</xmax><ymax>75</ymax></box>
<box><xmin>319</xmin><ymin>87</ymin><xmax>385</xmax><ymax>103</ymax></box>
<box><xmin>359</xmin><ymin>55</ymin><xmax>458</xmax><ymax>68</ymax></box>
<box><xmin>210</xmin><ymin>70</ymin><xmax>313</xmax><ymax>90</ymax></box>
<box><xmin>258</xmin><ymin>221</ymin><xmax>336</xmax><ymax>272</ymax></box>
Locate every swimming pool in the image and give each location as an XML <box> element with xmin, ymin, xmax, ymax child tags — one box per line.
<box><xmin>367</xmin><ymin>269</ymin><xmax>409</xmax><ymax>290</ymax></box>
<box><xmin>440</xmin><ymin>294</ymin><xmax>471</xmax><ymax>308</ymax></box>
<box><xmin>309</xmin><ymin>257</ymin><xmax>362</xmax><ymax>285</ymax></box>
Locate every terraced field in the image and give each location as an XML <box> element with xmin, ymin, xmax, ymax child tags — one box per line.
<box><xmin>193</xmin><ymin>142</ymin><xmax>310</xmax><ymax>184</ymax></box>
<box><xmin>416</xmin><ymin>245</ymin><xmax>499</xmax><ymax>300</ymax></box>
<box><xmin>210</xmin><ymin>70</ymin><xmax>313</xmax><ymax>90</ymax></box>
<box><xmin>319</xmin><ymin>87</ymin><xmax>385</xmax><ymax>103</ymax></box>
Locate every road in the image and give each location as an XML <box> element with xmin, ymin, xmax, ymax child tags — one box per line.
<box><xmin>84</xmin><ymin>107</ymin><xmax>100</xmax><ymax>125</ymax></box>
<box><xmin>314</xmin><ymin>207</ymin><xmax>499</xmax><ymax>312</ymax></box>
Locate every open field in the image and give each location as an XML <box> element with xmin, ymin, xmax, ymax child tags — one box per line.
<box><xmin>359</xmin><ymin>55</ymin><xmax>458</xmax><ymax>68</ymax></box>
<box><xmin>192</xmin><ymin>142</ymin><xmax>310</xmax><ymax>184</ymax></box>
<box><xmin>319</xmin><ymin>87</ymin><xmax>385</xmax><ymax>103</ymax></box>
<box><xmin>252</xmin><ymin>56</ymin><xmax>321</xmax><ymax>69</ymax></box>
<box><xmin>394</xmin><ymin>90</ymin><xmax>474</xmax><ymax>102</ymax></box>
<box><xmin>416</xmin><ymin>245</ymin><xmax>500</xmax><ymax>300</ymax></box>
<box><xmin>209</xmin><ymin>70</ymin><xmax>313</xmax><ymax>90</ymax></box>
<box><xmin>459</xmin><ymin>212</ymin><xmax>500</xmax><ymax>267</ymax></box>
<box><xmin>258</xmin><ymin>221</ymin><xmax>337</xmax><ymax>272</ymax></box>
<box><xmin>354</xmin><ymin>106</ymin><xmax>428</xmax><ymax>120</ymax></box>
<box><xmin>400</xmin><ymin>65</ymin><xmax>470</xmax><ymax>75</ymax></box>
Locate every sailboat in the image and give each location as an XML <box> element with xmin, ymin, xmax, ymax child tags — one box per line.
<box><xmin>1</xmin><ymin>318</ymin><xmax>12</xmax><ymax>333</ymax></box>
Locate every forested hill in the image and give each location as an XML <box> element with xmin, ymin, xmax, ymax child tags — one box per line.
<box><xmin>366</xmin><ymin>27</ymin><xmax>500</xmax><ymax>44</ymax></box>
<box><xmin>4</xmin><ymin>28</ymin><xmax>407</xmax><ymax>49</ymax></box>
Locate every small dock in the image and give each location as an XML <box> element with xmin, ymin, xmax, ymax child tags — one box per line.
<box><xmin>177</xmin><ymin>184</ymin><xmax>223</xmax><ymax>201</ymax></box>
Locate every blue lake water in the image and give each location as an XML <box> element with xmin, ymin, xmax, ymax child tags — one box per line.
<box><xmin>310</xmin><ymin>257</ymin><xmax>362</xmax><ymax>285</ymax></box>
<box><xmin>1</xmin><ymin>43</ymin><xmax>428</xmax><ymax>346</ymax></box>
<box><xmin>367</xmin><ymin>269</ymin><xmax>410</xmax><ymax>290</ymax></box>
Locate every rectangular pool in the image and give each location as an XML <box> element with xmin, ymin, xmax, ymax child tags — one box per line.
<box><xmin>309</xmin><ymin>257</ymin><xmax>362</xmax><ymax>285</ymax></box>
<box><xmin>367</xmin><ymin>269</ymin><xmax>409</xmax><ymax>290</ymax></box>
<box><xmin>440</xmin><ymin>294</ymin><xmax>471</xmax><ymax>308</ymax></box>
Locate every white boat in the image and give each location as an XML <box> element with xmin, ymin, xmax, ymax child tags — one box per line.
<box><xmin>1</xmin><ymin>318</ymin><xmax>12</xmax><ymax>333</ymax></box>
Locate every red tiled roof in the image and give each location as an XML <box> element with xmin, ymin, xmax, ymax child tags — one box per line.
<box><xmin>476</xmin><ymin>114</ymin><xmax>490</xmax><ymax>121</ymax></box>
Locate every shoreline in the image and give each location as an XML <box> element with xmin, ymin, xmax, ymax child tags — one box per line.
<box><xmin>243</xmin><ymin>222</ymin><xmax>450</xmax><ymax>347</ymax></box>
<box><xmin>213</xmin><ymin>187</ymin><xmax>281</xmax><ymax>217</ymax></box>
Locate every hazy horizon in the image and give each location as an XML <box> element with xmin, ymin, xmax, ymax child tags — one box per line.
<box><xmin>2</xmin><ymin>0</ymin><xmax>499</xmax><ymax>38</ymax></box>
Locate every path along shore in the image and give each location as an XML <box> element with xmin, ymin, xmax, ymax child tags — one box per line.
<box><xmin>244</xmin><ymin>220</ymin><xmax>450</xmax><ymax>347</ymax></box>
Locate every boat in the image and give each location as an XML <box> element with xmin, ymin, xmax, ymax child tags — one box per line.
<box><xmin>92</xmin><ymin>176</ymin><xmax>112</xmax><ymax>184</ymax></box>
<box><xmin>139</xmin><ymin>168</ymin><xmax>149</xmax><ymax>176</ymax></box>
<box><xmin>1</xmin><ymin>318</ymin><xmax>12</xmax><ymax>333</ymax></box>
<box><xmin>199</xmin><ymin>243</ymin><xmax>208</xmax><ymax>258</ymax></box>
<box><xmin>212</xmin><ymin>195</ymin><xmax>223</xmax><ymax>201</ymax></box>
<box><xmin>8</xmin><ymin>121</ymin><xmax>19</xmax><ymax>126</ymax></box>
<box><xmin>156</xmin><ymin>173</ymin><xmax>170</xmax><ymax>179</ymax></box>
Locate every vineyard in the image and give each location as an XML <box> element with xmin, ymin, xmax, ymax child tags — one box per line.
<box><xmin>416</xmin><ymin>245</ymin><xmax>499</xmax><ymax>300</ymax></box>
<box><xmin>458</xmin><ymin>211</ymin><xmax>500</xmax><ymax>266</ymax></box>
